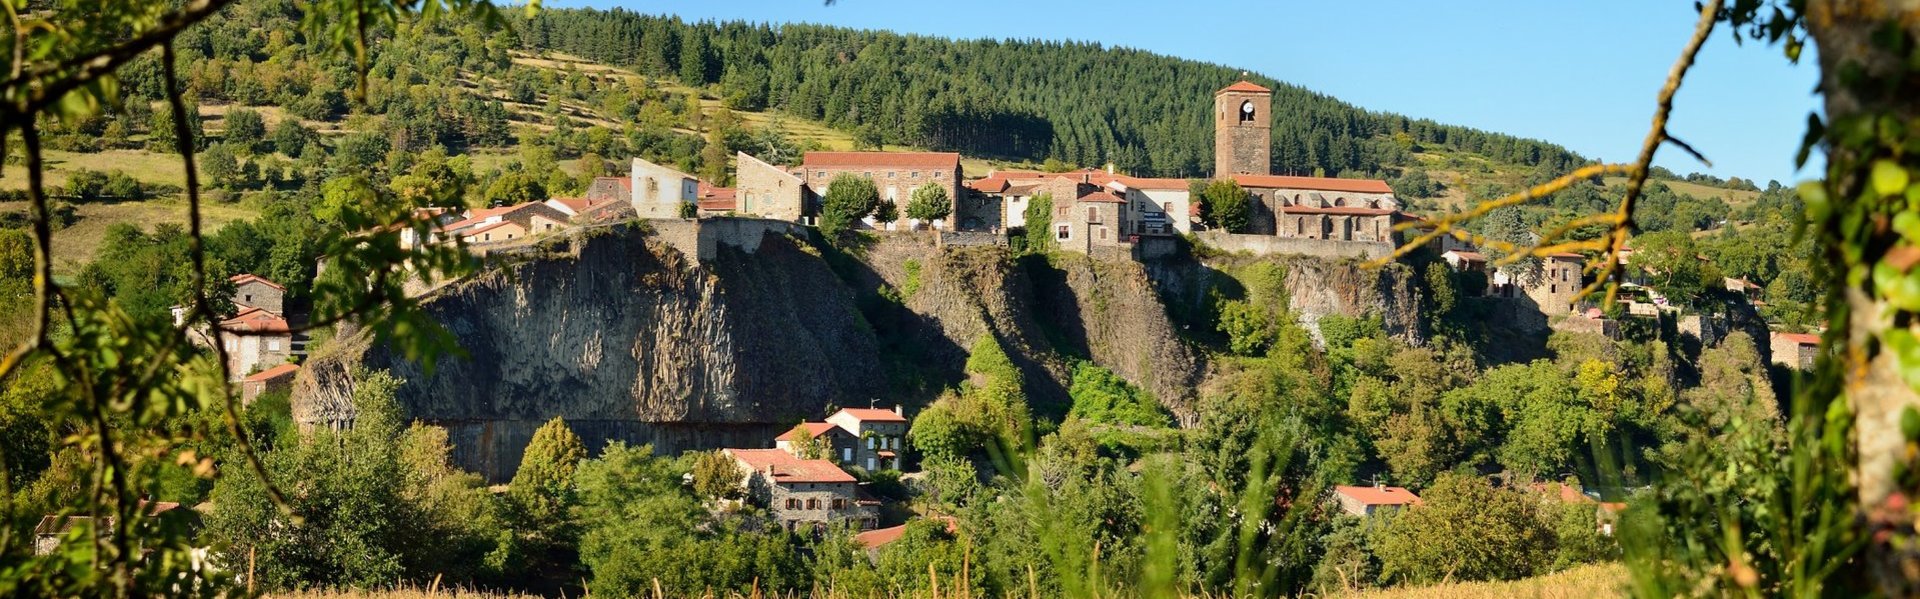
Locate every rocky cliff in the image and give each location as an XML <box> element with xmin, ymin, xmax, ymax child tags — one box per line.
<box><xmin>294</xmin><ymin>225</ymin><xmax>1426</xmax><ymax>480</ymax></box>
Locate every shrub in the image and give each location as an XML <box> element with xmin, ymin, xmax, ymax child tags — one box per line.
<box><xmin>819</xmin><ymin>173</ymin><xmax>879</xmax><ymax>241</ymax></box>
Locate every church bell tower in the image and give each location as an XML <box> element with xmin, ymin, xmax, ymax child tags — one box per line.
<box><xmin>1214</xmin><ymin>79</ymin><xmax>1272</xmax><ymax>178</ymax></box>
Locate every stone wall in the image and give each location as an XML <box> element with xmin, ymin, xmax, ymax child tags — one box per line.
<box><xmin>646</xmin><ymin>217</ymin><xmax>811</xmax><ymax>265</ymax></box>
<box><xmin>735</xmin><ymin>152</ymin><xmax>805</xmax><ymax>221</ymax></box>
<box><xmin>1194</xmin><ymin>231</ymin><xmax>1395</xmax><ymax>261</ymax></box>
<box><xmin>233</xmin><ymin>280</ymin><xmax>284</xmax><ymax>313</ymax></box>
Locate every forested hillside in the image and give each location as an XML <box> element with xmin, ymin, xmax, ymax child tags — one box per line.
<box><xmin>518</xmin><ymin>9</ymin><xmax>1589</xmax><ymax>178</ymax></box>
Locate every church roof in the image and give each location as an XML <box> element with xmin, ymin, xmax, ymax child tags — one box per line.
<box><xmin>1232</xmin><ymin>174</ymin><xmax>1393</xmax><ymax>194</ymax></box>
<box><xmin>1217</xmin><ymin>80</ymin><xmax>1272</xmax><ymax>94</ymax></box>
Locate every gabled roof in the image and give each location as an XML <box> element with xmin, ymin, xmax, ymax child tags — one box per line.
<box><xmin>228</xmin><ymin>273</ymin><xmax>284</xmax><ymax>290</ymax></box>
<box><xmin>1333</xmin><ymin>485</ymin><xmax>1423</xmax><ymax>507</ymax></box>
<box><xmin>244</xmin><ymin>363</ymin><xmax>299</xmax><ymax>383</ymax></box>
<box><xmin>804</xmin><ymin>151</ymin><xmax>962</xmax><ymax>170</ymax></box>
<box><xmin>727</xmin><ymin>448</ymin><xmax>856</xmax><ymax>484</ymax></box>
<box><xmin>1077</xmin><ymin>191</ymin><xmax>1126</xmax><ymax>204</ymax></box>
<box><xmin>221</xmin><ymin>307</ymin><xmax>290</xmax><ymax>334</ymax></box>
<box><xmin>834</xmin><ymin>407</ymin><xmax>908</xmax><ymax>423</ymax></box>
<box><xmin>461</xmin><ymin>220</ymin><xmax>522</xmax><ymax>238</ymax></box>
<box><xmin>774</xmin><ymin>422</ymin><xmax>842</xmax><ymax>442</ymax></box>
<box><xmin>545</xmin><ymin>197</ymin><xmax>593</xmax><ymax>216</ymax></box>
<box><xmin>1232</xmin><ymin>174</ymin><xmax>1394</xmax><ymax>194</ymax></box>
<box><xmin>1217</xmin><ymin>80</ymin><xmax>1272</xmax><ymax>94</ymax></box>
<box><xmin>1775</xmin><ymin>331</ymin><xmax>1821</xmax><ymax>346</ymax></box>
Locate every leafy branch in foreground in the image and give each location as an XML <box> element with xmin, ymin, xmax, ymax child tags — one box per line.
<box><xmin>0</xmin><ymin>0</ymin><xmax>504</xmax><ymax>595</ymax></box>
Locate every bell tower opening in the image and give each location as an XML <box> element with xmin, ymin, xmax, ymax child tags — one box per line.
<box><xmin>1214</xmin><ymin>80</ymin><xmax>1272</xmax><ymax>178</ymax></box>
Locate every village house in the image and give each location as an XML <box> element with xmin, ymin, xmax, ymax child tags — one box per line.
<box><xmin>971</xmin><ymin>168</ymin><xmax>1192</xmax><ymax>239</ymax></box>
<box><xmin>827</xmin><ymin>406</ymin><xmax>910</xmax><ymax>471</ymax></box>
<box><xmin>442</xmin><ymin>201</ymin><xmax>573</xmax><ymax>245</ymax></box>
<box><xmin>1770</xmin><ymin>331</ymin><xmax>1821</xmax><ymax>370</ymax></box>
<box><xmin>724</xmin><ymin>448</ymin><xmax>879</xmax><ymax>532</ymax></box>
<box><xmin>1330</xmin><ymin>484</ymin><xmax>1423</xmax><ymax>517</ymax></box>
<box><xmin>778</xmin><ymin>406</ymin><xmax>909</xmax><ymax>471</ymax></box>
<box><xmin>173</xmin><ymin>273</ymin><xmax>299</xmax><ymax>381</ymax></box>
<box><xmin>732</xmin><ymin>151</ymin><xmax>809</xmax><ymax>222</ymax></box>
<box><xmin>583</xmin><ymin>175</ymin><xmax>633</xmax><ymax>205</ymax></box>
<box><xmin>629</xmin><ymin>157</ymin><xmax>702</xmax><ymax>218</ymax></box>
<box><xmin>1441</xmin><ymin>249</ymin><xmax>1488</xmax><ymax>275</ymax></box>
<box><xmin>800</xmin><ymin>151</ymin><xmax>963</xmax><ymax>230</ymax></box>
<box><xmin>1485</xmin><ymin>253</ymin><xmax>1586</xmax><ymax>314</ymax></box>
<box><xmin>396</xmin><ymin>208</ymin><xmax>466</xmax><ymax>249</ymax></box>
<box><xmin>241</xmin><ymin>363</ymin><xmax>299</xmax><ymax>404</ymax></box>
<box><xmin>1529</xmin><ymin>481</ymin><xmax>1628</xmax><ymax>536</ymax></box>
<box><xmin>695</xmin><ymin>181</ymin><xmax>739</xmax><ymax>216</ymax></box>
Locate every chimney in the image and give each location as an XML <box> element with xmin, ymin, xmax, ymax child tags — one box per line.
<box><xmin>1105</xmin><ymin>162</ymin><xmax>1115</xmax><ymax>175</ymax></box>
<box><xmin>893</xmin><ymin>404</ymin><xmax>903</xmax><ymax>416</ymax></box>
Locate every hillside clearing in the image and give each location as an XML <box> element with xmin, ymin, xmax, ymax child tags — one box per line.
<box><xmin>0</xmin><ymin>199</ymin><xmax>257</xmax><ymax>272</ymax></box>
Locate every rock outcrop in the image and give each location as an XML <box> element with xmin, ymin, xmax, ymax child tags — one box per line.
<box><xmin>295</xmin><ymin>225</ymin><xmax>1425</xmax><ymax>480</ymax></box>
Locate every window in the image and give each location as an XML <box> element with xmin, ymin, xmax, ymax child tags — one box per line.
<box><xmin>806</xmin><ymin>498</ymin><xmax>819</xmax><ymax>510</ymax></box>
<box><xmin>909</xmin><ymin>171</ymin><xmax>919</xmax><ymax>178</ymax></box>
<box><xmin>868</xmin><ymin>437</ymin><xmax>876</xmax><ymax>449</ymax></box>
<box><xmin>1162</xmin><ymin>201</ymin><xmax>1172</xmax><ymax>213</ymax></box>
<box><xmin>831</xmin><ymin>499</ymin><xmax>846</xmax><ymax>510</ymax></box>
<box><xmin>1056</xmin><ymin>224</ymin><xmax>1070</xmax><ymax>240</ymax></box>
<box><xmin>933</xmin><ymin>171</ymin><xmax>944</xmax><ymax>178</ymax></box>
<box><xmin>1098</xmin><ymin>227</ymin><xmax>1106</xmax><ymax>241</ymax></box>
<box><xmin>815</xmin><ymin>171</ymin><xmax>825</xmax><ymax>179</ymax></box>
<box><xmin>1239</xmin><ymin>99</ymin><xmax>1256</xmax><ymax>123</ymax></box>
<box><xmin>268</xmin><ymin>340</ymin><xmax>281</xmax><ymax>351</ymax></box>
<box><xmin>888</xmin><ymin>171</ymin><xmax>897</xmax><ymax>179</ymax></box>
<box><xmin>1087</xmin><ymin>207</ymin><xmax>1098</xmax><ymax>222</ymax></box>
<box><xmin>864</xmin><ymin>171</ymin><xmax>872</xmax><ymax>178</ymax></box>
<box><xmin>786</xmin><ymin>498</ymin><xmax>801</xmax><ymax>510</ymax></box>
<box><xmin>243</xmin><ymin>294</ymin><xmax>252</xmax><ymax>303</ymax></box>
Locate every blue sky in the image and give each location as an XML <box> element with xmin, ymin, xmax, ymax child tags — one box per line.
<box><xmin>551</xmin><ymin>0</ymin><xmax>1820</xmax><ymax>184</ymax></box>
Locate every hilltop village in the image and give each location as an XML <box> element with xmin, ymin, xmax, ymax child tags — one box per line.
<box><xmin>156</xmin><ymin>82</ymin><xmax>1805</xmax><ymax>544</ymax></box>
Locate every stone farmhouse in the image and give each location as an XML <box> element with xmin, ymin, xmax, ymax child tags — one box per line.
<box><xmin>798</xmin><ymin>151</ymin><xmax>965</xmax><ymax>231</ymax></box>
<box><xmin>774</xmin><ymin>406</ymin><xmax>909</xmax><ymax>473</ymax></box>
<box><xmin>241</xmin><ymin>362</ymin><xmax>299</xmax><ymax>403</ymax></box>
<box><xmin>1771</xmin><ymin>331</ymin><xmax>1820</xmax><ymax>370</ymax></box>
<box><xmin>724</xmin><ymin>448</ymin><xmax>880</xmax><ymax>532</ymax></box>
<box><xmin>173</xmin><ymin>273</ymin><xmax>300</xmax><ymax>382</ymax></box>
<box><xmin>1330</xmin><ymin>484</ymin><xmax>1423</xmax><ymax>517</ymax></box>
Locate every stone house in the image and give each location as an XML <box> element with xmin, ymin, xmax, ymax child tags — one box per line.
<box><xmin>219</xmin><ymin>306</ymin><xmax>292</xmax><ymax>379</ymax></box>
<box><xmin>1528</xmin><ymin>253</ymin><xmax>1587</xmax><ymax>315</ymax></box>
<box><xmin>826</xmin><ymin>407</ymin><xmax>909</xmax><ymax>472</ymax></box>
<box><xmin>229</xmin><ymin>273</ymin><xmax>285</xmax><ymax>314</ymax></box>
<box><xmin>971</xmin><ymin>168</ymin><xmax>1192</xmax><ymax>238</ymax></box>
<box><xmin>630</xmin><ymin>157</ymin><xmax>702</xmax><ymax>219</ymax></box>
<box><xmin>1771</xmin><ymin>331</ymin><xmax>1821</xmax><ymax>370</ymax></box>
<box><xmin>584</xmin><ymin>176</ymin><xmax>633</xmax><ymax>205</ymax></box>
<box><xmin>800</xmin><ymin>151</ymin><xmax>963</xmax><ymax>230</ymax></box>
<box><xmin>734</xmin><ymin>152</ymin><xmax>808</xmax><ymax>222</ymax></box>
<box><xmin>775</xmin><ymin>421</ymin><xmax>857</xmax><ymax>463</ymax></box>
<box><xmin>241</xmin><ymin>363</ymin><xmax>299</xmax><ymax>404</ymax></box>
<box><xmin>1052</xmin><ymin>189</ymin><xmax>1130</xmax><ymax>254</ymax></box>
<box><xmin>443</xmin><ymin>202</ymin><xmax>572</xmax><ymax>242</ymax></box>
<box><xmin>1330</xmin><ymin>484</ymin><xmax>1423</xmax><ymax>517</ymax></box>
<box><xmin>1234</xmin><ymin>175</ymin><xmax>1402</xmax><ymax>242</ymax></box>
<box><xmin>725</xmin><ymin>449</ymin><xmax>879</xmax><ymax>532</ymax></box>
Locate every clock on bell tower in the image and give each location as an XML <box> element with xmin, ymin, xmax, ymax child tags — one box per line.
<box><xmin>1214</xmin><ymin>80</ymin><xmax>1272</xmax><ymax>178</ymax></box>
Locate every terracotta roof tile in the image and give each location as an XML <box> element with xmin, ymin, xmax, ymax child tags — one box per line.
<box><xmin>1077</xmin><ymin>191</ymin><xmax>1126</xmax><ymax>204</ymax></box>
<box><xmin>228</xmin><ymin>273</ymin><xmax>285</xmax><ymax>291</ymax></box>
<box><xmin>244</xmin><ymin>363</ymin><xmax>299</xmax><ymax>383</ymax></box>
<box><xmin>1775</xmin><ymin>332</ymin><xmax>1821</xmax><ymax>346</ymax></box>
<box><xmin>1279</xmin><ymin>205</ymin><xmax>1394</xmax><ymax>216</ymax></box>
<box><xmin>775</xmin><ymin>422</ymin><xmax>841</xmax><ymax>442</ymax></box>
<box><xmin>804</xmin><ymin>152</ymin><xmax>961</xmax><ymax>170</ymax></box>
<box><xmin>221</xmin><ymin>307</ymin><xmax>289</xmax><ymax>334</ymax></box>
<box><xmin>1217</xmin><ymin>80</ymin><xmax>1272</xmax><ymax>94</ymax></box>
<box><xmin>1232</xmin><ymin>174</ymin><xmax>1393</xmax><ymax>194</ymax></box>
<box><xmin>834</xmin><ymin>408</ymin><xmax>907</xmax><ymax>423</ymax></box>
<box><xmin>727</xmin><ymin>449</ymin><xmax>856</xmax><ymax>484</ymax></box>
<box><xmin>855</xmin><ymin>524</ymin><xmax>908</xmax><ymax>549</ymax></box>
<box><xmin>1334</xmin><ymin>485</ymin><xmax>1423</xmax><ymax>507</ymax></box>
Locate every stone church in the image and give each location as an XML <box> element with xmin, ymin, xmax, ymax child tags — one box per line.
<box><xmin>1212</xmin><ymin>80</ymin><xmax>1406</xmax><ymax>244</ymax></box>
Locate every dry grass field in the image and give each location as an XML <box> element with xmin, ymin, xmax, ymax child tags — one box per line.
<box><xmin>1336</xmin><ymin>563</ymin><xmax>1628</xmax><ymax>599</ymax></box>
<box><xmin>0</xmin><ymin>198</ymin><xmax>259</xmax><ymax>273</ymax></box>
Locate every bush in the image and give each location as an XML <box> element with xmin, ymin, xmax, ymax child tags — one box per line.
<box><xmin>819</xmin><ymin>173</ymin><xmax>879</xmax><ymax>241</ymax></box>
<box><xmin>906</xmin><ymin>184</ymin><xmax>952</xmax><ymax>225</ymax></box>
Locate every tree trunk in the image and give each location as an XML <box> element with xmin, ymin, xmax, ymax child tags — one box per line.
<box><xmin>1806</xmin><ymin>0</ymin><xmax>1920</xmax><ymax>510</ymax></box>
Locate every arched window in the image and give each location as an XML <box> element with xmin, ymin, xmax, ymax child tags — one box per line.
<box><xmin>1334</xmin><ymin>197</ymin><xmax>1347</xmax><ymax>207</ymax></box>
<box><xmin>1239</xmin><ymin>100</ymin><xmax>1256</xmax><ymax>123</ymax></box>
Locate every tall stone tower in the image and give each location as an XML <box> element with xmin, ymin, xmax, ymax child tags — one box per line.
<box><xmin>1214</xmin><ymin>80</ymin><xmax>1272</xmax><ymax>177</ymax></box>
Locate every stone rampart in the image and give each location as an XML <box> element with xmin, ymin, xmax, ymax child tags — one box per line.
<box><xmin>1195</xmin><ymin>231</ymin><xmax>1395</xmax><ymax>260</ymax></box>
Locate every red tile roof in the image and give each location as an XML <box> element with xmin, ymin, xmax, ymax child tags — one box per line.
<box><xmin>1775</xmin><ymin>332</ymin><xmax>1821</xmax><ymax>346</ymax></box>
<box><xmin>804</xmin><ymin>151</ymin><xmax>961</xmax><ymax>170</ymax></box>
<box><xmin>775</xmin><ymin>422</ymin><xmax>841</xmax><ymax>442</ymax></box>
<box><xmin>855</xmin><ymin>524</ymin><xmax>908</xmax><ymax>549</ymax></box>
<box><xmin>442</xmin><ymin>204</ymin><xmax>521</xmax><ymax>232</ymax></box>
<box><xmin>728</xmin><ymin>449</ymin><xmax>856</xmax><ymax>484</ymax></box>
<box><xmin>1077</xmin><ymin>191</ymin><xmax>1126</xmax><ymax>204</ymax></box>
<box><xmin>244</xmin><ymin>363</ymin><xmax>299</xmax><ymax>383</ymax></box>
<box><xmin>1334</xmin><ymin>485</ymin><xmax>1423</xmax><ymax>507</ymax></box>
<box><xmin>229</xmin><ymin>273</ymin><xmax>284</xmax><ymax>291</ymax></box>
<box><xmin>1279</xmin><ymin>205</ymin><xmax>1394</xmax><ymax>216</ymax></box>
<box><xmin>546</xmin><ymin>197</ymin><xmax>593</xmax><ymax>215</ymax></box>
<box><xmin>1232</xmin><ymin>174</ymin><xmax>1393</xmax><ymax>194</ymax></box>
<box><xmin>461</xmin><ymin>220</ymin><xmax>521</xmax><ymax>238</ymax></box>
<box><xmin>221</xmin><ymin>307</ymin><xmax>290</xmax><ymax>333</ymax></box>
<box><xmin>967</xmin><ymin>178</ymin><xmax>1010</xmax><ymax>194</ymax></box>
<box><xmin>1218</xmin><ymin>80</ymin><xmax>1272</xmax><ymax>94</ymax></box>
<box><xmin>834</xmin><ymin>407</ymin><xmax>908</xmax><ymax>423</ymax></box>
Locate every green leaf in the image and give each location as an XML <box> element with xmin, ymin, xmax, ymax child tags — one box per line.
<box><xmin>1873</xmin><ymin>159</ymin><xmax>1909</xmax><ymax>197</ymax></box>
<box><xmin>1884</xmin><ymin>329</ymin><xmax>1920</xmax><ymax>392</ymax></box>
<box><xmin>1902</xmin><ymin>406</ymin><xmax>1920</xmax><ymax>442</ymax></box>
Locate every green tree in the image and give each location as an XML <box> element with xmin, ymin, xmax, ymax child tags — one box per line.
<box><xmin>223</xmin><ymin>107</ymin><xmax>266</xmax><ymax>152</ymax></box>
<box><xmin>688</xmin><ymin>449</ymin><xmax>742</xmax><ymax>500</ymax></box>
<box><xmin>1200</xmin><ymin>179</ymin><xmax>1251</xmax><ymax>233</ymax></box>
<box><xmin>906</xmin><ymin>183</ymin><xmax>953</xmax><ymax>225</ymax></box>
<box><xmin>873</xmin><ymin>199</ymin><xmax>900</xmax><ymax>229</ymax></box>
<box><xmin>271</xmin><ymin>117</ymin><xmax>318</xmax><ymax>157</ymax></box>
<box><xmin>819</xmin><ymin>173</ymin><xmax>879</xmax><ymax>241</ymax></box>
<box><xmin>1372</xmin><ymin>472</ymin><xmax>1554</xmax><ymax>584</ymax></box>
<box><xmin>201</xmin><ymin>143</ymin><xmax>242</xmax><ymax>190</ymax></box>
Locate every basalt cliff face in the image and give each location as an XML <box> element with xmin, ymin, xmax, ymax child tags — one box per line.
<box><xmin>295</xmin><ymin>224</ymin><xmax>1424</xmax><ymax>480</ymax></box>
